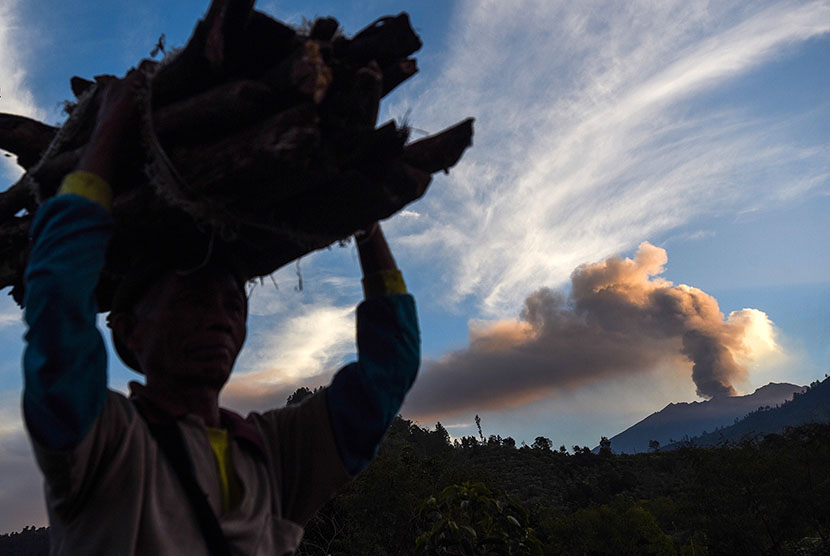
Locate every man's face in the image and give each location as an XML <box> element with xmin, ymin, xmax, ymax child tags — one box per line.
<box><xmin>127</xmin><ymin>267</ymin><xmax>247</xmax><ymax>390</ymax></box>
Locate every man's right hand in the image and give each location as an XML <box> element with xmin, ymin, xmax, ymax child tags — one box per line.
<box><xmin>77</xmin><ymin>69</ymin><xmax>145</xmax><ymax>183</ymax></box>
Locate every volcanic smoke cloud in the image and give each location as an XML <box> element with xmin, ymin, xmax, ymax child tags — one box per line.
<box><xmin>403</xmin><ymin>242</ymin><xmax>777</xmax><ymax>421</ymax></box>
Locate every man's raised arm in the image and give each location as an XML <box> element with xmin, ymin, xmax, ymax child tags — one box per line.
<box><xmin>326</xmin><ymin>223</ymin><xmax>421</xmax><ymax>475</ymax></box>
<box><xmin>23</xmin><ymin>72</ymin><xmax>142</xmax><ymax>450</ymax></box>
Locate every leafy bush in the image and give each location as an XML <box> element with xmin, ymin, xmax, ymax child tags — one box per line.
<box><xmin>416</xmin><ymin>482</ymin><xmax>543</xmax><ymax>556</ymax></box>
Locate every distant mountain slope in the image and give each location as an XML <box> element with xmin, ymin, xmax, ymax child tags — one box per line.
<box><xmin>672</xmin><ymin>376</ymin><xmax>830</xmax><ymax>448</ymax></box>
<box><xmin>606</xmin><ymin>382</ymin><xmax>805</xmax><ymax>454</ymax></box>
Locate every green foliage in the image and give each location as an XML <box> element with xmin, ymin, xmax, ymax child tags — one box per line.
<box><xmin>298</xmin><ymin>417</ymin><xmax>472</xmax><ymax>556</ymax></box>
<box><xmin>10</xmin><ymin>416</ymin><xmax>830</xmax><ymax>555</ymax></box>
<box><xmin>415</xmin><ymin>482</ymin><xmax>543</xmax><ymax>556</ymax></box>
<box><xmin>320</xmin><ymin>417</ymin><xmax>824</xmax><ymax>553</ymax></box>
<box><xmin>541</xmin><ymin>499</ymin><xmax>676</xmax><ymax>555</ymax></box>
<box><xmin>673</xmin><ymin>423</ymin><xmax>830</xmax><ymax>554</ymax></box>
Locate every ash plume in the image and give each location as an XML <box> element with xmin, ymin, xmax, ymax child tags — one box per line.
<box><xmin>403</xmin><ymin>242</ymin><xmax>776</xmax><ymax>421</ymax></box>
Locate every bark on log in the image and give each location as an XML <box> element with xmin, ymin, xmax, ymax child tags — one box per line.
<box><xmin>345</xmin><ymin>13</ymin><xmax>423</xmax><ymax>66</ymax></box>
<box><xmin>0</xmin><ymin>114</ymin><xmax>58</xmax><ymax>169</ymax></box>
<box><xmin>3</xmin><ymin>77</ymin><xmax>460</xmax><ymax>204</ymax></box>
<box><xmin>0</xmin><ymin>182</ymin><xmax>37</xmax><ymax>222</ymax></box>
<box><xmin>153</xmin><ymin>80</ymin><xmax>277</xmax><ymax>144</ymax></box>
<box><xmin>6</xmin><ymin>79</ymin><xmax>292</xmax><ymax>198</ymax></box>
<box><xmin>169</xmin><ymin>103</ymin><xmax>320</xmax><ymax>197</ymax></box>
<box><xmin>0</xmin><ymin>215</ymin><xmax>31</xmax><ymax>306</ymax></box>
<box><xmin>158</xmin><ymin>0</ymin><xmax>297</xmax><ymax>99</ymax></box>
<box><xmin>382</xmin><ymin>58</ymin><xmax>418</xmax><ymax>97</ymax></box>
<box><xmin>404</xmin><ymin>118</ymin><xmax>475</xmax><ymax>174</ymax></box>
<box><xmin>310</xmin><ymin>17</ymin><xmax>339</xmax><ymax>41</ymax></box>
<box><xmin>230</xmin><ymin>10</ymin><xmax>297</xmax><ymax>79</ymax></box>
<box><xmin>70</xmin><ymin>76</ymin><xmax>95</xmax><ymax>98</ymax></box>
<box><xmin>203</xmin><ymin>0</ymin><xmax>256</xmax><ymax>70</ymax></box>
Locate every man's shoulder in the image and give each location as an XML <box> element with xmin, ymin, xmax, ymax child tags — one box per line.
<box><xmin>240</xmin><ymin>387</ymin><xmax>351</xmax><ymax>523</ymax></box>
<box><xmin>243</xmin><ymin>387</ymin><xmax>330</xmax><ymax>428</ymax></box>
<box><xmin>91</xmin><ymin>389</ymin><xmax>144</xmax><ymax>434</ymax></box>
<box><xmin>30</xmin><ymin>389</ymin><xmax>146</xmax><ymax>484</ymax></box>
<box><xmin>240</xmin><ymin>387</ymin><xmax>339</xmax><ymax>458</ymax></box>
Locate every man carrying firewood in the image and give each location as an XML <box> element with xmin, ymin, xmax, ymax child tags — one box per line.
<box><xmin>21</xmin><ymin>70</ymin><xmax>420</xmax><ymax>555</ymax></box>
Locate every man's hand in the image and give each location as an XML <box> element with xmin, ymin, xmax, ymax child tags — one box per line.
<box><xmin>77</xmin><ymin>69</ymin><xmax>145</xmax><ymax>183</ymax></box>
<box><xmin>355</xmin><ymin>222</ymin><xmax>398</xmax><ymax>276</ymax></box>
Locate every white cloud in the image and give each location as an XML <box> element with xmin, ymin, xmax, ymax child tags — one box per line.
<box><xmin>0</xmin><ymin>391</ymin><xmax>46</xmax><ymax>530</ymax></box>
<box><xmin>0</xmin><ymin>428</ymin><xmax>45</xmax><ymax>530</ymax></box>
<box><xmin>397</xmin><ymin>209</ymin><xmax>421</xmax><ymax>220</ymax></box>
<box><xmin>224</xmin><ymin>265</ymin><xmax>360</xmax><ymax>411</ymax></box>
<box><xmin>0</xmin><ymin>0</ymin><xmax>47</xmax><ymax>181</ymax></box>
<box><xmin>222</xmin><ymin>300</ymin><xmax>356</xmax><ymax>412</ymax></box>
<box><xmin>389</xmin><ymin>0</ymin><xmax>830</xmax><ymax>317</ymax></box>
<box><xmin>258</xmin><ymin>1</ymin><xmax>305</xmax><ymax>28</ymax></box>
<box><xmin>242</xmin><ymin>301</ymin><xmax>355</xmax><ymax>382</ymax></box>
<box><xmin>0</xmin><ymin>311</ymin><xmax>22</xmax><ymax>330</ymax></box>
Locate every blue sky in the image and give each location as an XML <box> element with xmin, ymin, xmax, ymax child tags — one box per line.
<box><xmin>0</xmin><ymin>0</ymin><xmax>828</xmax><ymax>530</ymax></box>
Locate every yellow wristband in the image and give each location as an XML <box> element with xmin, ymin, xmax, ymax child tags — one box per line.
<box><xmin>362</xmin><ymin>269</ymin><xmax>407</xmax><ymax>299</ymax></box>
<box><xmin>57</xmin><ymin>171</ymin><xmax>113</xmax><ymax>211</ymax></box>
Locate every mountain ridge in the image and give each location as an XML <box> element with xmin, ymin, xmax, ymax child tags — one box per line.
<box><xmin>606</xmin><ymin>381</ymin><xmax>806</xmax><ymax>453</ymax></box>
<box><xmin>668</xmin><ymin>375</ymin><xmax>830</xmax><ymax>448</ymax></box>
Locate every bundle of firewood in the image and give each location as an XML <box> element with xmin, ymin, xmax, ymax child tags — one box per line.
<box><xmin>0</xmin><ymin>0</ymin><xmax>473</xmax><ymax>310</ymax></box>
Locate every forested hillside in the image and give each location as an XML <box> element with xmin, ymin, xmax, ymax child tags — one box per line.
<box><xmin>3</xmin><ymin>409</ymin><xmax>828</xmax><ymax>554</ymax></box>
<box><xmin>0</xmin><ymin>527</ymin><xmax>48</xmax><ymax>556</ymax></box>
<box><xmin>291</xmin><ymin>419</ymin><xmax>829</xmax><ymax>555</ymax></box>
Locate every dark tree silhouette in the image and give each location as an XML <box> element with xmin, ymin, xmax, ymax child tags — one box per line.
<box><xmin>599</xmin><ymin>436</ymin><xmax>612</xmax><ymax>457</ymax></box>
<box><xmin>531</xmin><ymin>436</ymin><xmax>552</xmax><ymax>451</ymax></box>
<box><xmin>286</xmin><ymin>386</ymin><xmax>315</xmax><ymax>405</ymax></box>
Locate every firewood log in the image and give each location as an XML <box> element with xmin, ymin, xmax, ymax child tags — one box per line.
<box><xmin>0</xmin><ymin>115</ymin><xmax>58</xmax><ymax>169</ymax></box>
<box><xmin>0</xmin><ymin>0</ymin><xmax>474</xmax><ymax>311</ymax></box>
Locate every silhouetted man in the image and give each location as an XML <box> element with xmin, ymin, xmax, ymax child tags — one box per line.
<box><xmin>22</xmin><ymin>71</ymin><xmax>419</xmax><ymax>555</ymax></box>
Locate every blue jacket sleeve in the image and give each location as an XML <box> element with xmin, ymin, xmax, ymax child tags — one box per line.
<box><xmin>23</xmin><ymin>195</ymin><xmax>112</xmax><ymax>450</ymax></box>
<box><xmin>326</xmin><ymin>294</ymin><xmax>420</xmax><ymax>475</ymax></box>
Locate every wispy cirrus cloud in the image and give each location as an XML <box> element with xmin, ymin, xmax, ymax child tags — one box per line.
<box><xmin>387</xmin><ymin>0</ymin><xmax>830</xmax><ymax>316</ymax></box>
<box><xmin>0</xmin><ymin>0</ymin><xmax>47</xmax><ymax>181</ymax></box>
